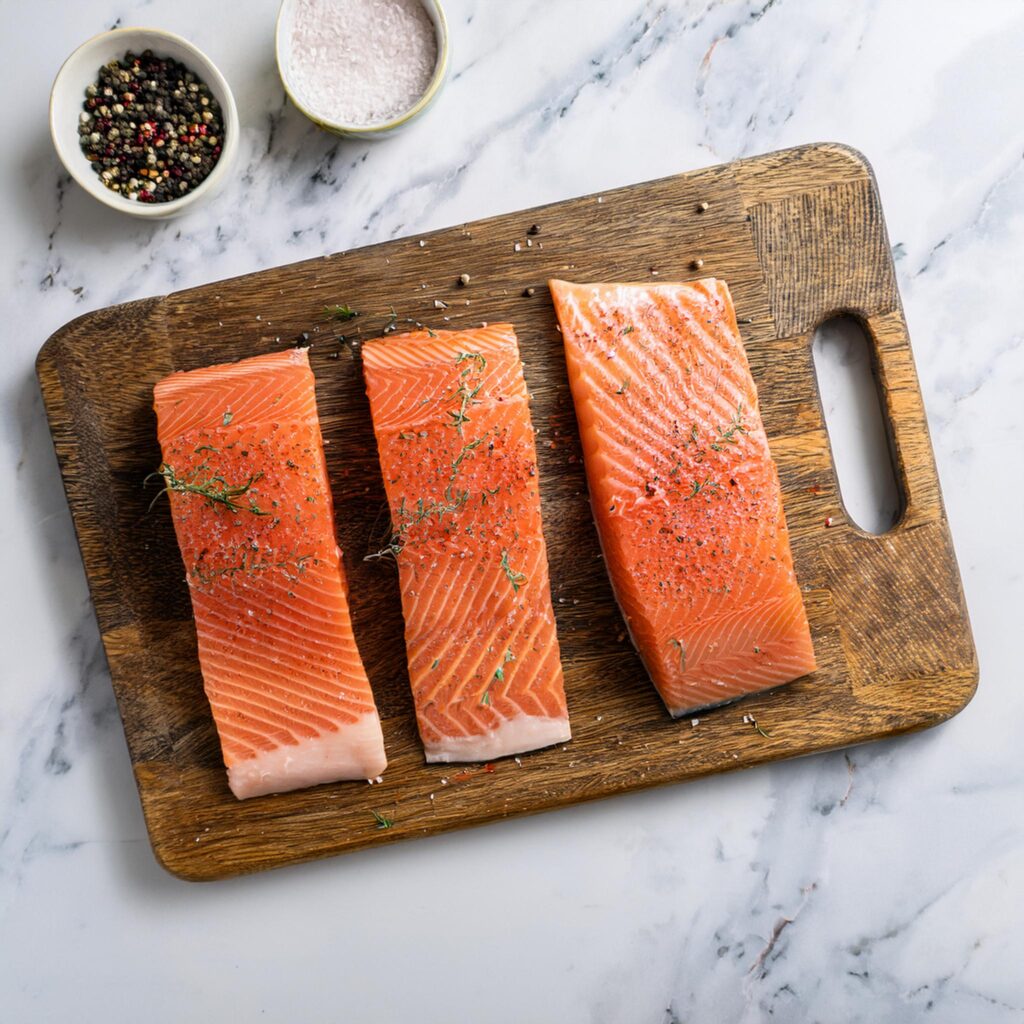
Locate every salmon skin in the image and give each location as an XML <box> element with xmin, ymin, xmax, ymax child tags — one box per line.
<box><xmin>153</xmin><ymin>348</ymin><xmax>386</xmax><ymax>799</ymax></box>
<box><xmin>362</xmin><ymin>325</ymin><xmax>571</xmax><ymax>763</ymax></box>
<box><xmin>549</xmin><ymin>279</ymin><xmax>816</xmax><ymax>716</ymax></box>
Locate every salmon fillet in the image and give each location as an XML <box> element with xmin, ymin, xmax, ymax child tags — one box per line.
<box><xmin>549</xmin><ymin>279</ymin><xmax>816</xmax><ymax>715</ymax></box>
<box><xmin>362</xmin><ymin>325</ymin><xmax>571</xmax><ymax>762</ymax></box>
<box><xmin>153</xmin><ymin>348</ymin><xmax>386</xmax><ymax>798</ymax></box>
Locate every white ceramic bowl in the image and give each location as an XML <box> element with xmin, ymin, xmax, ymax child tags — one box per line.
<box><xmin>49</xmin><ymin>27</ymin><xmax>239</xmax><ymax>219</ymax></box>
<box><xmin>275</xmin><ymin>0</ymin><xmax>449</xmax><ymax>139</ymax></box>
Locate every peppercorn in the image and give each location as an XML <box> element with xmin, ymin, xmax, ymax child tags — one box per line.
<box><xmin>77</xmin><ymin>49</ymin><xmax>224</xmax><ymax>204</ymax></box>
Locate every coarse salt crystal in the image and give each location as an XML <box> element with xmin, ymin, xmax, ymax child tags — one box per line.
<box><xmin>284</xmin><ymin>0</ymin><xmax>438</xmax><ymax>127</ymax></box>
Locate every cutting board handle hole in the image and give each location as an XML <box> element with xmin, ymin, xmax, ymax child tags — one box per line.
<box><xmin>812</xmin><ymin>316</ymin><xmax>903</xmax><ymax>534</ymax></box>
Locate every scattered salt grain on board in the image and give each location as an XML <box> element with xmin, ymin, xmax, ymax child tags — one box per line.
<box><xmin>283</xmin><ymin>0</ymin><xmax>438</xmax><ymax>127</ymax></box>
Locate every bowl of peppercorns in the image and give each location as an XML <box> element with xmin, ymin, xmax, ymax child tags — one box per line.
<box><xmin>50</xmin><ymin>27</ymin><xmax>238</xmax><ymax>218</ymax></box>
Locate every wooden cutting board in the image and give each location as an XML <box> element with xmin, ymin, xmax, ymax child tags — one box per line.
<box><xmin>37</xmin><ymin>143</ymin><xmax>977</xmax><ymax>881</ymax></box>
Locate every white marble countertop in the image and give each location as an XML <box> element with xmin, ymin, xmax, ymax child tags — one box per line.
<box><xmin>3</xmin><ymin>1</ymin><xmax>1020</xmax><ymax>1020</ymax></box>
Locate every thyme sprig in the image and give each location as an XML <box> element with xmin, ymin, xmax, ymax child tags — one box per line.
<box><xmin>446</xmin><ymin>352</ymin><xmax>487</xmax><ymax>435</ymax></box>
<box><xmin>365</xmin><ymin>488</ymin><xmax>471</xmax><ymax>562</ymax></box>
<box><xmin>685</xmin><ymin>477</ymin><xmax>719</xmax><ymax>500</ymax></box>
<box><xmin>146</xmin><ymin>462</ymin><xmax>270</xmax><ymax>516</ymax></box>
<box><xmin>448</xmin><ymin>379</ymin><xmax>483</xmax><ymax>435</ymax></box>
<box><xmin>710</xmin><ymin>403</ymin><xmax>748</xmax><ymax>452</ymax></box>
<box><xmin>371</xmin><ymin>810</ymin><xmax>394</xmax><ymax>830</ymax></box>
<box><xmin>500</xmin><ymin>548</ymin><xmax>527</xmax><ymax>593</ymax></box>
<box><xmin>451</xmin><ymin>437</ymin><xmax>484</xmax><ymax>473</ymax></box>
<box><xmin>456</xmin><ymin>351</ymin><xmax>487</xmax><ymax>374</ymax></box>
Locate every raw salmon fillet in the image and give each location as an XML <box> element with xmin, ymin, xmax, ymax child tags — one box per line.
<box><xmin>362</xmin><ymin>324</ymin><xmax>571</xmax><ymax>762</ymax></box>
<box><xmin>549</xmin><ymin>279</ymin><xmax>816</xmax><ymax>715</ymax></box>
<box><xmin>153</xmin><ymin>348</ymin><xmax>386</xmax><ymax>798</ymax></box>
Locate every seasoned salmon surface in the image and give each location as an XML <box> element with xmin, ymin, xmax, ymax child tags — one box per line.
<box><xmin>154</xmin><ymin>348</ymin><xmax>386</xmax><ymax>798</ymax></box>
<box><xmin>549</xmin><ymin>279</ymin><xmax>816</xmax><ymax>715</ymax></box>
<box><xmin>362</xmin><ymin>325</ymin><xmax>570</xmax><ymax>762</ymax></box>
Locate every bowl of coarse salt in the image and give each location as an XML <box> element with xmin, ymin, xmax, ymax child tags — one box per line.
<box><xmin>276</xmin><ymin>0</ymin><xmax>449</xmax><ymax>138</ymax></box>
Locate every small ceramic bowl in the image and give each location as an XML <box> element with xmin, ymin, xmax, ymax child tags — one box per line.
<box><xmin>49</xmin><ymin>27</ymin><xmax>239</xmax><ymax>219</ymax></box>
<box><xmin>275</xmin><ymin>0</ymin><xmax>449</xmax><ymax>139</ymax></box>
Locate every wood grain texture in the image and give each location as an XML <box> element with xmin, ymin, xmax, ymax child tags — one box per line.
<box><xmin>36</xmin><ymin>143</ymin><xmax>977</xmax><ymax>881</ymax></box>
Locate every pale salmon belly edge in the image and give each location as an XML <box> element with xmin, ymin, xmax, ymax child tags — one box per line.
<box><xmin>153</xmin><ymin>347</ymin><xmax>386</xmax><ymax>798</ymax></box>
<box><xmin>549</xmin><ymin>279</ymin><xmax>816</xmax><ymax>716</ymax></box>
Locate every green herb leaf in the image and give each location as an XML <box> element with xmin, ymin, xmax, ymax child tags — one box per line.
<box><xmin>447</xmin><ymin>408</ymin><xmax>471</xmax><ymax>432</ymax></box>
<box><xmin>455</xmin><ymin>351</ymin><xmax>487</xmax><ymax>372</ymax></box>
<box><xmin>746</xmin><ymin>714</ymin><xmax>771</xmax><ymax>738</ymax></box>
<box><xmin>685</xmin><ymin>477</ymin><xmax>719</xmax><ymax>500</ymax></box>
<box><xmin>451</xmin><ymin>437</ymin><xmax>484</xmax><ymax>474</ymax></box>
<box><xmin>715</xmin><ymin>403</ymin><xmax>748</xmax><ymax>447</ymax></box>
<box><xmin>371</xmin><ymin>810</ymin><xmax>393</xmax><ymax>830</ymax></box>
<box><xmin>146</xmin><ymin>463</ymin><xmax>270</xmax><ymax>516</ymax></box>
<box><xmin>500</xmin><ymin>548</ymin><xmax>528</xmax><ymax>593</ymax></box>
<box><xmin>222</xmin><ymin>411</ymin><xmax>234</xmax><ymax>427</ymax></box>
<box><xmin>621</xmin><ymin>325</ymin><xmax>635</xmax><ymax>335</ymax></box>
<box><xmin>324</xmin><ymin>304</ymin><xmax>358</xmax><ymax>321</ymax></box>
<box><xmin>480</xmin><ymin>689</ymin><xmax>491</xmax><ymax>706</ymax></box>
<box><xmin>668</xmin><ymin>637</ymin><xmax>687</xmax><ymax>672</ymax></box>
